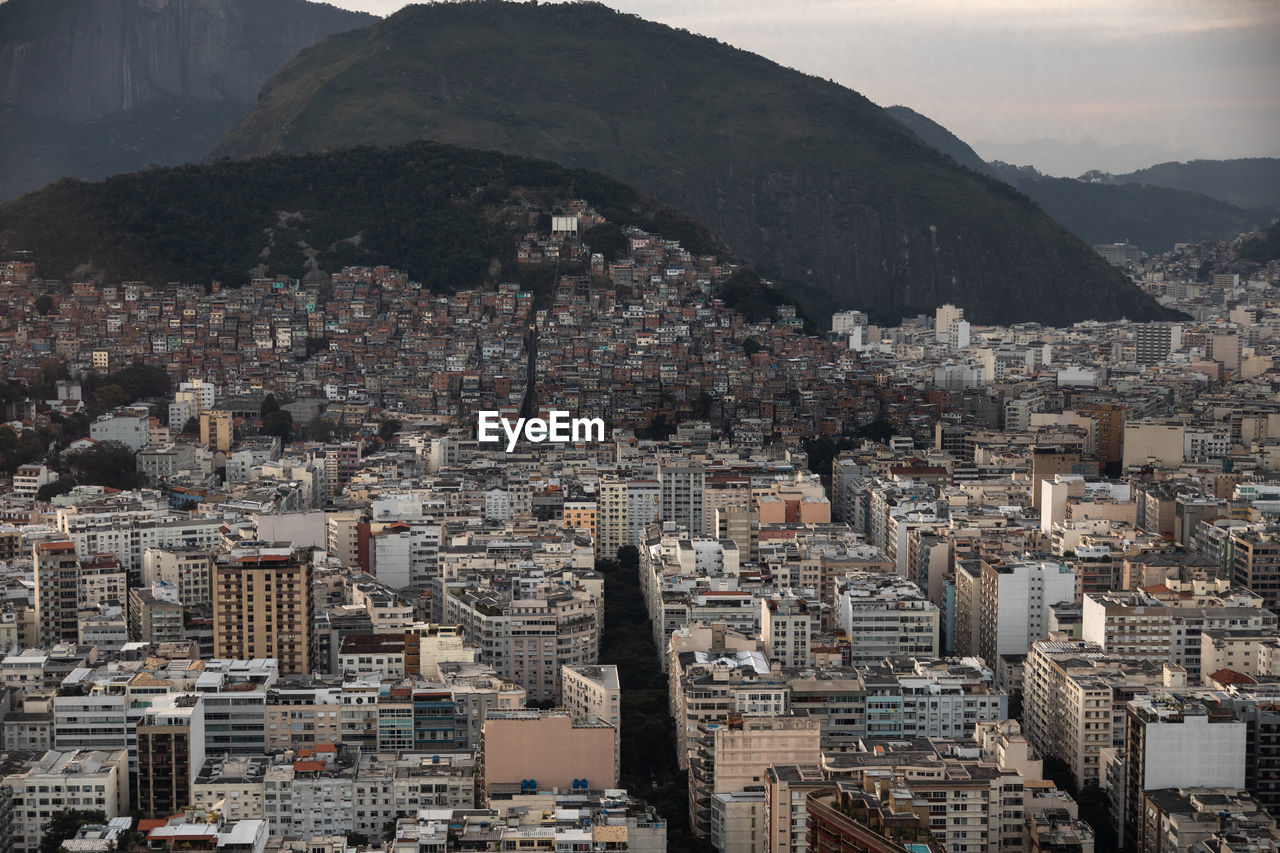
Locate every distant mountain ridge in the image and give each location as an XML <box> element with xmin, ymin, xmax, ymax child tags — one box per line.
<box><xmin>886</xmin><ymin>106</ymin><xmax>1271</xmax><ymax>253</ymax></box>
<box><xmin>0</xmin><ymin>0</ymin><xmax>374</xmax><ymax>199</ymax></box>
<box><xmin>205</xmin><ymin>0</ymin><xmax>1174</xmax><ymax>326</ymax></box>
<box><xmin>1082</xmin><ymin>159</ymin><xmax>1280</xmax><ymax>213</ymax></box>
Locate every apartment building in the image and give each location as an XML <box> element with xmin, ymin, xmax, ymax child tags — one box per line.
<box><xmin>660</xmin><ymin>462</ymin><xmax>705</xmax><ymax>535</ymax></box>
<box><xmin>957</xmin><ymin>558</ymin><xmax>1075</xmax><ymax>666</ymax></box>
<box><xmin>34</xmin><ymin>541</ymin><xmax>79</xmax><ymax>648</ymax></box>
<box><xmin>1124</xmin><ymin>695</ymin><xmax>1248</xmax><ymax>850</ymax></box>
<box><xmin>835</xmin><ymin>572</ymin><xmax>939</xmax><ymax>661</ymax></box>
<box><xmin>212</xmin><ymin>545</ymin><xmax>316</xmax><ymax>675</ymax></box>
<box><xmin>561</xmin><ymin>664</ymin><xmax>621</xmax><ymax>780</ymax></box>
<box><xmin>445</xmin><ymin>581</ymin><xmax>600</xmax><ymax>703</ymax></box>
<box><xmin>478</xmin><ymin>711</ymin><xmax>617</xmax><ymax>803</ymax></box>
<box><xmin>1232</xmin><ymin>528</ymin><xmax>1280</xmax><ymax>611</ymax></box>
<box><xmin>135</xmin><ymin>693</ymin><xmax>206</xmax><ymax>818</ymax></box>
<box><xmin>760</xmin><ymin>594</ymin><xmax>813</xmax><ymax>669</ymax></box>
<box><xmin>143</xmin><ymin>546</ymin><xmax>216</xmax><ymax>606</ymax></box>
<box><xmin>689</xmin><ymin>714</ymin><xmax>821</xmax><ymax>842</ymax></box>
<box><xmin>1023</xmin><ymin>638</ymin><xmax>1168</xmax><ymax>788</ymax></box>
<box><xmin>1083</xmin><ymin>591</ymin><xmax>1276</xmax><ymax>680</ymax></box>
<box><xmin>2</xmin><ymin>749</ymin><xmax>129</xmax><ymax>853</ymax></box>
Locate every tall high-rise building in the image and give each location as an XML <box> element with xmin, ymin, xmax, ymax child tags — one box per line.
<box><xmin>561</xmin><ymin>664</ymin><xmax>621</xmax><ymax>782</ymax></box>
<box><xmin>199</xmin><ymin>409</ymin><xmax>233</xmax><ymax>452</ymax></box>
<box><xmin>562</xmin><ymin>500</ymin><xmax>598</xmax><ymax>557</ymax></box>
<box><xmin>935</xmin><ymin>303</ymin><xmax>963</xmax><ymax>344</ymax></box>
<box><xmin>659</xmin><ymin>463</ymin><xmax>705</xmax><ymax>535</ymax></box>
<box><xmin>626</xmin><ymin>479</ymin><xmax>660</xmax><ymax>547</ymax></box>
<box><xmin>760</xmin><ymin>594</ymin><xmax>812</xmax><ymax>668</ymax></box>
<box><xmin>716</xmin><ymin>507</ymin><xmax>759</xmax><ymax>564</ymax></box>
<box><xmin>213</xmin><ymin>544</ymin><xmax>316</xmax><ymax>674</ymax></box>
<box><xmin>596</xmin><ymin>477</ymin><xmax>627</xmax><ymax>559</ymax></box>
<box><xmin>970</xmin><ymin>558</ymin><xmax>1076</xmax><ymax>666</ymax></box>
<box><xmin>1029</xmin><ymin>446</ymin><xmax>1080</xmax><ymax>508</ymax></box>
<box><xmin>1233</xmin><ymin>528</ymin><xmax>1280</xmax><ymax>611</ymax></box>
<box><xmin>1075</xmin><ymin>402</ymin><xmax>1126</xmax><ymax>470</ymax></box>
<box><xmin>1134</xmin><ymin>323</ymin><xmax>1174</xmax><ymax>365</ymax></box>
<box><xmin>135</xmin><ymin>693</ymin><xmax>205</xmax><ymax>818</ymax></box>
<box><xmin>34</xmin><ymin>541</ymin><xmax>80</xmax><ymax>647</ymax></box>
<box><xmin>1210</xmin><ymin>330</ymin><xmax>1242</xmax><ymax>374</ymax></box>
<box><xmin>1123</xmin><ymin>695</ymin><xmax>1246</xmax><ymax>850</ymax></box>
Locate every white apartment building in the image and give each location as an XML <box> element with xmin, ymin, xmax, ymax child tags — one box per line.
<box><xmin>836</xmin><ymin>572</ymin><xmax>940</xmax><ymax>660</ymax></box>
<box><xmin>88</xmin><ymin>406</ymin><xmax>151</xmax><ymax>451</ymax></box>
<box><xmin>3</xmin><ymin>749</ymin><xmax>130</xmax><ymax>853</ymax></box>
<box><xmin>760</xmin><ymin>594</ymin><xmax>814</xmax><ymax>669</ymax></box>
<box><xmin>142</xmin><ymin>546</ymin><xmax>215</xmax><ymax>606</ymax></box>
<box><xmin>57</xmin><ymin>508</ymin><xmax>224</xmax><ymax>577</ymax></box>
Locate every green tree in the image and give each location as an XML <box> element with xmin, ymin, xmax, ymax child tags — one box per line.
<box><xmin>35</xmin><ymin>478</ymin><xmax>77</xmax><ymax>502</ymax></box>
<box><xmin>742</xmin><ymin>337</ymin><xmax>763</xmax><ymax>357</ymax></box>
<box><xmin>378</xmin><ymin>419</ymin><xmax>403</xmax><ymax>442</ymax></box>
<box><xmin>261</xmin><ymin>393</ymin><xmax>280</xmax><ymax>416</ymax></box>
<box><xmin>40</xmin><ymin>809</ymin><xmax>106</xmax><ymax>853</ymax></box>
<box><xmin>262</xmin><ymin>410</ymin><xmax>294</xmax><ymax>442</ymax></box>
<box><xmin>100</xmin><ymin>364</ymin><xmax>170</xmax><ymax>402</ymax></box>
<box><xmin>0</xmin><ymin>425</ymin><xmax>57</xmax><ymax>477</ymax></box>
<box><xmin>66</xmin><ymin>441</ymin><xmax>145</xmax><ymax>490</ymax></box>
<box><xmin>181</xmin><ymin>416</ymin><xmax>200</xmax><ymax>436</ymax></box>
<box><xmin>34</xmin><ymin>294</ymin><xmax>54</xmax><ymax>316</ymax></box>
<box><xmin>637</xmin><ymin>412</ymin><xmax>676</xmax><ymax>441</ymax></box>
<box><xmin>1076</xmin><ymin>783</ymin><xmax>1117</xmax><ymax>850</ymax></box>
<box><xmin>94</xmin><ymin>384</ymin><xmax>129</xmax><ymax>412</ymax></box>
<box><xmin>581</xmin><ymin>222</ymin><xmax>628</xmax><ymax>262</ymax></box>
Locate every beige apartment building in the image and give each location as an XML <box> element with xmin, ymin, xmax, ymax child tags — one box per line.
<box><xmin>478</xmin><ymin>711</ymin><xmax>617</xmax><ymax>802</ymax></box>
<box><xmin>689</xmin><ymin>713</ymin><xmax>821</xmax><ymax>842</ymax></box>
<box><xmin>200</xmin><ymin>409</ymin><xmax>233</xmax><ymax>452</ymax></box>
<box><xmin>596</xmin><ymin>477</ymin><xmax>627</xmax><ymax>558</ymax></box>
<box><xmin>213</xmin><ymin>544</ymin><xmax>316</xmax><ymax>675</ymax></box>
<box><xmin>34</xmin><ymin>540</ymin><xmax>80</xmax><ymax>648</ymax></box>
<box><xmin>561</xmin><ymin>663</ymin><xmax>621</xmax><ymax>779</ymax></box>
<box><xmin>1023</xmin><ymin>638</ymin><xmax>1169</xmax><ymax>787</ymax></box>
<box><xmin>446</xmin><ymin>583</ymin><xmax>600</xmax><ymax>703</ymax></box>
<box><xmin>264</xmin><ymin>686</ymin><xmax>343</xmax><ymax>750</ymax></box>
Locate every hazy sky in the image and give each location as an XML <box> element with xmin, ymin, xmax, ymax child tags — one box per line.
<box><xmin>325</xmin><ymin>0</ymin><xmax>1280</xmax><ymax>175</ymax></box>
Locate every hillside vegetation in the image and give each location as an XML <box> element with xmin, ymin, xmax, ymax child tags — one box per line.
<box><xmin>0</xmin><ymin>141</ymin><xmax>721</xmax><ymax>293</ymax></box>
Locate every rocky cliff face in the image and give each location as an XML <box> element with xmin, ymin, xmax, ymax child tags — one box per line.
<box><xmin>0</xmin><ymin>0</ymin><xmax>373</xmax><ymax>198</ymax></box>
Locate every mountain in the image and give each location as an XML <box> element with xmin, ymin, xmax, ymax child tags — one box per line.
<box><xmin>887</xmin><ymin>109</ymin><xmax>1267</xmax><ymax>253</ymax></box>
<box><xmin>1241</xmin><ymin>221</ymin><xmax>1280</xmax><ymax>264</ymax></box>
<box><xmin>0</xmin><ymin>0</ymin><xmax>375</xmax><ymax>200</ymax></box>
<box><xmin>1084</xmin><ymin>159</ymin><xmax>1280</xmax><ymax>213</ymax></box>
<box><xmin>972</xmin><ymin>138</ymin><xmax>1207</xmax><ymax>178</ymax></box>
<box><xmin>0</xmin><ymin>141</ymin><xmax>723</xmax><ymax>296</ymax></box>
<box><xmin>986</xmin><ymin>166</ymin><xmax>1265</xmax><ymax>253</ymax></box>
<box><xmin>206</xmin><ymin>1</ymin><xmax>1174</xmax><ymax>326</ymax></box>
<box><xmin>883</xmin><ymin>106</ymin><xmax>995</xmax><ymax>178</ymax></box>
